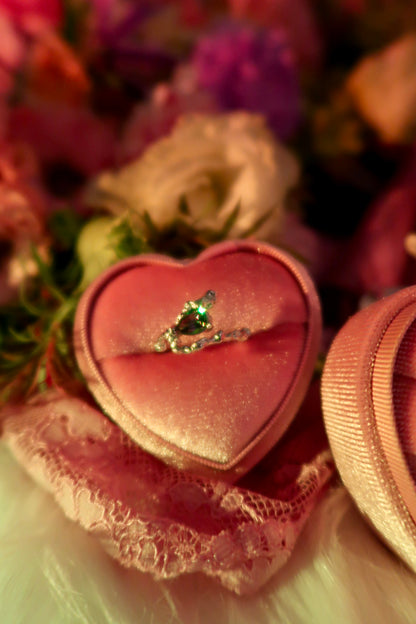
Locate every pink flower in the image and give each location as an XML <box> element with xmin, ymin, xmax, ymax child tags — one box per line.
<box><xmin>0</xmin><ymin>0</ymin><xmax>62</xmax><ymax>97</ymax></box>
<box><xmin>166</xmin><ymin>0</ymin><xmax>210</xmax><ymax>27</ymax></box>
<box><xmin>8</xmin><ymin>103</ymin><xmax>116</xmax><ymax>181</ymax></box>
<box><xmin>0</xmin><ymin>141</ymin><xmax>46</xmax><ymax>232</ymax></box>
<box><xmin>87</xmin><ymin>0</ymin><xmax>176</xmax><ymax>91</ymax></box>
<box><xmin>0</xmin><ymin>141</ymin><xmax>48</xmax><ymax>303</ymax></box>
<box><xmin>0</xmin><ymin>7</ymin><xmax>24</xmax><ymax>71</ymax></box>
<box><xmin>326</xmin><ymin>146</ymin><xmax>416</xmax><ymax>296</ymax></box>
<box><xmin>119</xmin><ymin>75</ymin><xmax>216</xmax><ymax>163</ymax></box>
<box><xmin>25</xmin><ymin>31</ymin><xmax>91</xmax><ymax>106</ymax></box>
<box><xmin>0</xmin><ymin>0</ymin><xmax>62</xmax><ymax>35</ymax></box>
<box><xmin>227</xmin><ymin>0</ymin><xmax>322</xmax><ymax>68</ymax></box>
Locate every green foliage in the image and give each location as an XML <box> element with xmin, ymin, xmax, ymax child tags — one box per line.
<box><xmin>48</xmin><ymin>209</ymin><xmax>84</xmax><ymax>251</ymax></box>
<box><xmin>0</xmin><ymin>236</ymin><xmax>83</xmax><ymax>404</ymax></box>
<box><xmin>109</xmin><ymin>218</ymin><xmax>151</xmax><ymax>259</ymax></box>
<box><xmin>0</xmin><ymin>192</ymin><xmax>274</xmax><ymax>403</ymax></box>
<box><xmin>140</xmin><ymin>195</ymin><xmax>270</xmax><ymax>259</ymax></box>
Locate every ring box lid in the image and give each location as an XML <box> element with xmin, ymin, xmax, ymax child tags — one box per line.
<box><xmin>322</xmin><ymin>286</ymin><xmax>416</xmax><ymax>570</ymax></box>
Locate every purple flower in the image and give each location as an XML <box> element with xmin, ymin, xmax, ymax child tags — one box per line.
<box><xmin>88</xmin><ymin>0</ymin><xmax>176</xmax><ymax>89</ymax></box>
<box><xmin>191</xmin><ymin>24</ymin><xmax>301</xmax><ymax>139</ymax></box>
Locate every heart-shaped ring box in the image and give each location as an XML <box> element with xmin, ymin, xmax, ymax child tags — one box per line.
<box><xmin>322</xmin><ymin>286</ymin><xmax>416</xmax><ymax>572</ymax></box>
<box><xmin>74</xmin><ymin>240</ymin><xmax>322</xmax><ymax>482</ymax></box>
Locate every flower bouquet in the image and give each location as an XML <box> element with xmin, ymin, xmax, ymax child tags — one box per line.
<box><xmin>2</xmin><ymin>0</ymin><xmax>416</xmax><ymax>616</ymax></box>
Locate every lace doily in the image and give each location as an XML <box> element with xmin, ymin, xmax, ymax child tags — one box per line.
<box><xmin>1</xmin><ymin>387</ymin><xmax>333</xmax><ymax>595</ymax></box>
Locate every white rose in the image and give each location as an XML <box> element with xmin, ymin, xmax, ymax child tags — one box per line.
<box><xmin>86</xmin><ymin>113</ymin><xmax>299</xmax><ymax>243</ymax></box>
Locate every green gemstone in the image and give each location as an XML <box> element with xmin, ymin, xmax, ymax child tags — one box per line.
<box><xmin>176</xmin><ymin>291</ymin><xmax>215</xmax><ymax>336</ymax></box>
<box><xmin>177</xmin><ymin>308</ymin><xmax>210</xmax><ymax>335</ymax></box>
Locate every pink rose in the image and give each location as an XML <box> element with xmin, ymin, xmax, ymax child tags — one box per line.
<box><xmin>0</xmin><ymin>0</ymin><xmax>62</xmax><ymax>97</ymax></box>
<box><xmin>8</xmin><ymin>104</ymin><xmax>116</xmax><ymax>178</ymax></box>
<box><xmin>0</xmin><ymin>0</ymin><xmax>62</xmax><ymax>35</ymax></box>
<box><xmin>119</xmin><ymin>76</ymin><xmax>216</xmax><ymax>163</ymax></box>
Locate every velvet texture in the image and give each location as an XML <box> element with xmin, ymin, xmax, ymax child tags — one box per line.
<box><xmin>74</xmin><ymin>240</ymin><xmax>322</xmax><ymax>480</ymax></box>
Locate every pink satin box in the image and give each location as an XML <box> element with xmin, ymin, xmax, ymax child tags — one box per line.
<box><xmin>322</xmin><ymin>286</ymin><xmax>416</xmax><ymax>571</ymax></box>
<box><xmin>74</xmin><ymin>240</ymin><xmax>322</xmax><ymax>481</ymax></box>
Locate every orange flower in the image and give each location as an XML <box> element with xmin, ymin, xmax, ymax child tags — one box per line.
<box><xmin>26</xmin><ymin>32</ymin><xmax>91</xmax><ymax>106</ymax></box>
<box><xmin>347</xmin><ymin>34</ymin><xmax>416</xmax><ymax>143</ymax></box>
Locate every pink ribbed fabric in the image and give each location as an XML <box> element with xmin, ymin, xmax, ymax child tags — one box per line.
<box><xmin>322</xmin><ymin>287</ymin><xmax>416</xmax><ymax>571</ymax></box>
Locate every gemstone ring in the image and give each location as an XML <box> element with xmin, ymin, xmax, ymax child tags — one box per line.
<box><xmin>154</xmin><ymin>290</ymin><xmax>251</xmax><ymax>354</ymax></box>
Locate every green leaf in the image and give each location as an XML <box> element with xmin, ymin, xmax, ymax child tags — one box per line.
<box><xmin>8</xmin><ymin>326</ymin><xmax>40</xmax><ymax>345</ymax></box>
<box><xmin>18</xmin><ymin>285</ymin><xmax>47</xmax><ymax>317</ymax></box>
<box><xmin>109</xmin><ymin>218</ymin><xmax>150</xmax><ymax>259</ymax></box>
<box><xmin>218</xmin><ymin>201</ymin><xmax>241</xmax><ymax>238</ymax></box>
<box><xmin>48</xmin><ymin>209</ymin><xmax>84</xmax><ymax>250</ymax></box>
<box><xmin>31</xmin><ymin>245</ymin><xmax>66</xmax><ymax>303</ymax></box>
<box><xmin>0</xmin><ymin>201</ymin><xmax>87</xmax><ymax>402</ymax></box>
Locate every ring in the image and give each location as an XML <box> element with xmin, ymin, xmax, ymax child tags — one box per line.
<box><xmin>154</xmin><ymin>290</ymin><xmax>251</xmax><ymax>354</ymax></box>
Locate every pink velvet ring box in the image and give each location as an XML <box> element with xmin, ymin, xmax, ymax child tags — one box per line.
<box><xmin>322</xmin><ymin>286</ymin><xmax>416</xmax><ymax>572</ymax></box>
<box><xmin>74</xmin><ymin>240</ymin><xmax>322</xmax><ymax>482</ymax></box>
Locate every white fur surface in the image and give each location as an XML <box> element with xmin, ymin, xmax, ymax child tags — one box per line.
<box><xmin>1</xmin><ymin>442</ymin><xmax>416</xmax><ymax>624</ymax></box>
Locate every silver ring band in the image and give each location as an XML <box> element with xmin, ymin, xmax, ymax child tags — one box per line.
<box><xmin>154</xmin><ymin>290</ymin><xmax>251</xmax><ymax>354</ymax></box>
